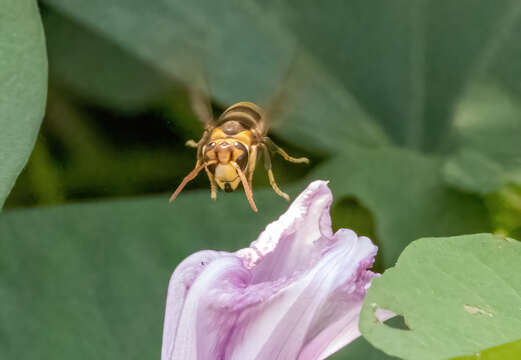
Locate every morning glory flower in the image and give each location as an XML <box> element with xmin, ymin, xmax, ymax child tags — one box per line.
<box><xmin>161</xmin><ymin>180</ymin><xmax>378</xmax><ymax>360</ymax></box>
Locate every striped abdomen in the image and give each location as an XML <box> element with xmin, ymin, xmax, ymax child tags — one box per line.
<box><xmin>216</xmin><ymin>102</ymin><xmax>267</xmax><ymax>136</ymax></box>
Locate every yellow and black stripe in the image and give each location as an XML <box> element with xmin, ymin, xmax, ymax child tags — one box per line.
<box><xmin>216</xmin><ymin>102</ymin><xmax>267</xmax><ymax>135</ymax></box>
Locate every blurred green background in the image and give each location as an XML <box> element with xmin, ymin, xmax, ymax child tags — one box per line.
<box><xmin>1</xmin><ymin>0</ymin><xmax>521</xmax><ymax>359</ymax></box>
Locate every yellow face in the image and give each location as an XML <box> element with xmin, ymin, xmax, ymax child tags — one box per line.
<box><xmin>214</xmin><ymin>164</ymin><xmax>241</xmax><ymax>192</ymax></box>
<box><xmin>204</xmin><ymin>138</ymin><xmax>249</xmax><ymax>192</ymax></box>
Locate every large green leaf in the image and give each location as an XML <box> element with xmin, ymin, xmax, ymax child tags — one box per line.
<box><xmin>360</xmin><ymin>234</ymin><xmax>521</xmax><ymax>360</ymax></box>
<box><xmin>262</xmin><ymin>0</ymin><xmax>521</xmax><ymax>152</ymax></box>
<box><xmin>440</xmin><ymin>1</ymin><xmax>521</xmax><ymax>193</ymax></box>
<box><xmin>330</xmin><ymin>337</ymin><xmax>398</xmax><ymax>360</ymax></box>
<box><xmin>310</xmin><ymin>147</ymin><xmax>491</xmax><ymax>266</ymax></box>
<box><xmin>443</xmin><ymin>84</ymin><xmax>521</xmax><ymax>194</ymax></box>
<box><xmin>421</xmin><ymin>0</ymin><xmax>521</xmax><ymax>151</ymax></box>
<box><xmin>442</xmin><ymin>83</ymin><xmax>521</xmax><ymax>236</ymax></box>
<box><xmin>0</xmin><ymin>188</ymin><xmax>286</xmax><ymax>359</ymax></box>
<box><xmin>42</xmin><ymin>8</ymin><xmax>177</xmax><ymax>112</ymax></box>
<box><xmin>0</xmin><ymin>0</ymin><xmax>47</xmax><ymax>208</ymax></box>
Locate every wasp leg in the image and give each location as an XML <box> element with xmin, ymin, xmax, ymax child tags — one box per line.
<box><xmin>169</xmin><ymin>160</ymin><xmax>217</xmax><ymax>203</ymax></box>
<box><xmin>204</xmin><ymin>166</ymin><xmax>217</xmax><ymax>200</ymax></box>
<box><xmin>186</xmin><ymin>129</ymin><xmax>209</xmax><ymax>149</ymax></box>
<box><xmin>261</xmin><ymin>144</ymin><xmax>290</xmax><ymax>201</ymax></box>
<box><xmin>264</xmin><ymin>137</ymin><xmax>309</xmax><ymax>164</ymax></box>
<box><xmin>185</xmin><ymin>139</ymin><xmax>199</xmax><ymax>148</ymax></box>
<box><xmin>186</xmin><ymin>128</ymin><xmax>212</xmax><ymax>154</ymax></box>
<box><xmin>247</xmin><ymin>145</ymin><xmax>258</xmax><ymax>187</ymax></box>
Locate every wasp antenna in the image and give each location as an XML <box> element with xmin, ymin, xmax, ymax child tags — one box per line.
<box><xmin>231</xmin><ymin>162</ymin><xmax>258</xmax><ymax>212</ymax></box>
<box><xmin>169</xmin><ymin>161</ymin><xmax>217</xmax><ymax>203</ymax></box>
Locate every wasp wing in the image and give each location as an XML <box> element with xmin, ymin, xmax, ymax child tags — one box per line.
<box><xmin>261</xmin><ymin>51</ymin><xmax>304</xmax><ymax>135</ymax></box>
<box><xmin>189</xmin><ymin>85</ymin><xmax>214</xmax><ymax>126</ymax></box>
<box><xmin>181</xmin><ymin>56</ymin><xmax>215</xmax><ymax>127</ymax></box>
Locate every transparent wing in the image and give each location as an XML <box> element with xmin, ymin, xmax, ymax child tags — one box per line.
<box><xmin>262</xmin><ymin>50</ymin><xmax>304</xmax><ymax>133</ymax></box>
<box><xmin>178</xmin><ymin>53</ymin><xmax>214</xmax><ymax>126</ymax></box>
<box><xmin>189</xmin><ymin>84</ymin><xmax>213</xmax><ymax>126</ymax></box>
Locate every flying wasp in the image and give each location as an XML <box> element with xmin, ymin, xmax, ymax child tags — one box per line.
<box><xmin>169</xmin><ymin>96</ymin><xmax>309</xmax><ymax>212</ymax></box>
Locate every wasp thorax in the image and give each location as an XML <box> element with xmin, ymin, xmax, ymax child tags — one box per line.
<box><xmin>221</xmin><ymin>120</ymin><xmax>246</xmax><ymax>135</ymax></box>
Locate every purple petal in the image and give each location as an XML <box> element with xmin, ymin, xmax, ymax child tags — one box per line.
<box><xmin>228</xmin><ymin>228</ymin><xmax>377</xmax><ymax>359</ymax></box>
<box><xmin>162</xmin><ymin>254</ymin><xmax>291</xmax><ymax>360</ymax></box>
<box><xmin>236</xmin><ymin>180</ymin><xmax>335</xmax><ymax>280</ymax></box>
<box><xmin>162</xmin><ymin>180</ymin><xmax>379</xmax><ymax>360</ymax></box>
<box><xmin>161</xmin><ymin>250</ymin><xmax>226</xmax><ymax>360</ymax></box>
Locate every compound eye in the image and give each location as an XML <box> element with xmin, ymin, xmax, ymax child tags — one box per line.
<box><xmin>204</xmin><ymin>141</ymin><xmax>216</xmax><ymax>155</ymax></box>
<box><xmin>204</xmin><ymin>141</ymin><xmax>217</xmax><ymax>162</ymax></box>
<box><xmin>233</xmin><ymin>142</ymin><xmax>249</xmax><ymax>170</ymax></box>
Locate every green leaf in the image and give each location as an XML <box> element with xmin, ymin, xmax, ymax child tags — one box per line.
<box><xmin>443</xmin><ymin>84</ymin><xmax>521</xmax><ymax>194</ymax></box>
<box><xmin>263</xmin><ymin>0</ymin><xmax>428</xmax><ymax>148</ymax></box>
<box><xmin>359</xmin><ymin>234</ymin><xmax>521</xmax><ymax>360</ymax></box>
<box><xmin>453</xmin><ymin>338</ymin><xmax>521</xmax><ymax>360</ymax></box>
<box><xmin>310</xmin><ymin>146</ymin><xmax>491</xmax><ymax>266</ymax></box>
<box><xmin>421</xmin><ymin>0</ymin><xmax>521</xmax><ymax>151</ymax></box>
<box><xmin>43</xmin><ymin>8</ymin><xmax>177</xmax><ymax>112</ymax></box>
<box><xmin>0</xmin><ymin>0</ymin><xmax>47</xmax><ymax>208</ymax></box>
<box><xmin>479</xmin><ymin>2</ymin><xmax>521</xmax><ymax>100</ymax></box>
<box><xmin>443</xmin><ymin>149</ymin><xmax>505</xmax><ymax>195</ymax></box>
<box><xmin>262</xmin><ymin>0</ymin><xmax>521</xmax><ymax>151</ymax></box>
<box><xmin>329</xmin><ymin>336</ymin><xmax>398</xmax><ymax>360</ymax></box>
<box><xmin>440</xmin><ymin>1</ymin><xmax>521</xmax><ymax>192</ymax></box>
<box><xmin>0</xmin><ymin>189</ymin><xmax>286</xmax><ymax>359</ymax></box>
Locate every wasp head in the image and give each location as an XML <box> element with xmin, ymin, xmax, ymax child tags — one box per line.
<box><xmin>204</xmin><ymin>140</ymin><xmax>249</xmax><ymax>192</ymax></box>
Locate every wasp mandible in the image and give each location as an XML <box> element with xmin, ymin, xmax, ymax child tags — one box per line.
<box><xmin>169</xmin><ymin>93</ymin><xmax>309</xmax><ymax>212</ymax></box>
